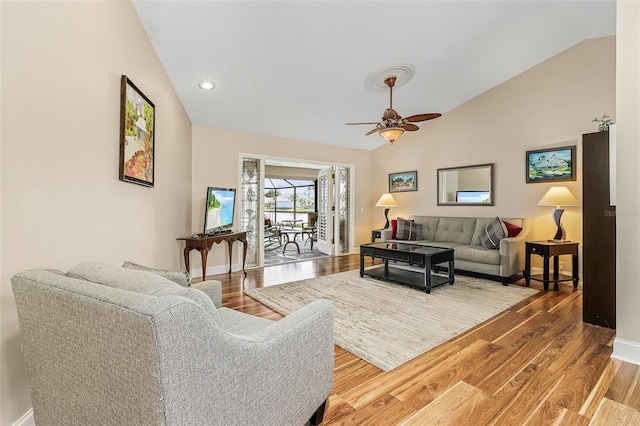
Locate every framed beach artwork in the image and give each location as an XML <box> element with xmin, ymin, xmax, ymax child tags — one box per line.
<box><xmin>526</xmin><ymin>145</ymin><xmax>576</xmax><ymax>183</ymax></box>
<box><xmin>119</xmin><ymin>75</ymin><xmax>155</xmax><ymax>187</ymax></box>
<box><xmin>389</xmin><ymin>171</ymin><xmax>418</xmax><ymax>192</ymax></box>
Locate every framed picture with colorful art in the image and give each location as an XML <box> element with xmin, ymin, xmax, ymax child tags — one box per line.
<box><xmin>119</xmin><ymin>75</ymin><xmax>155</xmax><ymax>187</ymax></box>
<box><xmin>526</xmin><ymin>145</ymin><xmax>576</xmax><ymax>183</ymax></box>
<box><xmin>389</xmin><ymin>171</ymin><xmax>418</xmax><ymax>192</ymax></box>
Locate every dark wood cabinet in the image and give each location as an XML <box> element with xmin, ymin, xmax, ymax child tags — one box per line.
<box><xmin>582</xmin><ymin>131</ymin><xmax>616</xmax><ymax>329</ymax></box>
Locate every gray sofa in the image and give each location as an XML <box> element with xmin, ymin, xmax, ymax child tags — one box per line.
<box><xmin>382</xmin><ymin>216</ymin><xmax>531</xmax><ymax>283</ymax></box>
<box><xmin>12</xmin><ymin>261</ymin><xmax>334</xmax><ymax>426</ymax></box>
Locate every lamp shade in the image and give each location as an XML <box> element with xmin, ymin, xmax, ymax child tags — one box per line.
<box><xmin>379</xmin><ymin>128</ymin><xmax>404</xmax><ymax>144</ymax></box>
<box><xmin>375</xmin><ymin>193</ymin><xmax>398</xmax><ymax>207</ymax></box>
<box><xmin>537</xmin><ymin>187</ymin><xmax>579</xmax><ymax>208</ymax></box>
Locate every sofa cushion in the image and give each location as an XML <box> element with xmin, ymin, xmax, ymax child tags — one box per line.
<box><xmin>471</xmin><ymin>217</ymin><xmax>523</xmax><ymax>244</ymax></box>
<box><xmin>396</xmin><ymin>217</ymin><xmax>422</xmax><ymax>240</ymax></box>
<box><xmin>68</xmin><ymin>261</ymin><xmax>220</xmax><ymax>324</ymax></box>
<box><xmin>390</xmin><ymin>219</ymin><xmax>398</xmax><ymax>239</ymax></box>
<box><xmin>410</xmin><ymin>216</ymin><xmax>440</xmax><ymax>241</ymax></box>
<box><xmin>122</xmin><ymin>261</ymin><xmax>191</xmax><ymax>287</ymax></box>
<box><xmin>415</xmin><ymin>241</ymin><xmax>459</xmax><ymax>249</ymax></box>
<box><xmin>434</xmin><ymin>217</ymin><xmax>476</xmax><ymax>244</ymax></box>
<box><xmin>503</xmin><ymin>221</ymin><xmax>523</xmax><ymax>237</ymax></box>
<box><xmin>455</xmin><ymin>245</ymin><xmax>501</xmax><ymax>265</ymax></box>
<box><xmin>479</xmin><ymin>217</ymin><xmax>507</xmax><ymax>249</ymax></box>
<box><xmin>501</xmin><ymin>218</ymin><xmax>523</xmax><ymax>228</ymax></box>
<box><xmin>390</xmin><ymin>218</ymin><xmax>410</xmax><ymax>239</ymax></box>
<box><xmin>472</xmin><ymin>217</ymin><xmax>494</xmax><ymax>245</ymax></box>
<box><xmin>69</xmin><ymin>261</ymin><xmax>180</xmax><ymax>292</ymax></box>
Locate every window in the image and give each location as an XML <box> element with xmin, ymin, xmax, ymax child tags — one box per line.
<box><xmin>264</xmin><ymin>178</ymin><xmax>316</xmax><ymax>226</ymax></box>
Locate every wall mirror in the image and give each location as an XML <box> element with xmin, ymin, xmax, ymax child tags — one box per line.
<box><xmin>437</xmin><ymin>163</ymin><xmax>494</xmax><ymax>206</ymax></box>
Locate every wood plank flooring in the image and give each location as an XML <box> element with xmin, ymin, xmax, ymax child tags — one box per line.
<box><xmin>208</xmin><ymin>254</ymin><xmax>640</xmax><ymax>425</ymax></box>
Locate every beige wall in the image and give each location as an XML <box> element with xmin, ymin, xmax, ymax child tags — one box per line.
<box><xmin>191</xmin><ymin>126</ymin><xmax>373</xmax><ymax>273</ymax></box>
<box><xmin>614</xmin><ymin>1</ymin><xmax>640</xmax><ymax>362</ymax></box>
<box><xmin>0</xmin><ymin>2</ymin><xmax>193</xmax><ymax>424</ymax></box>
<box><xmin>372</xmin><ymin>36</ymin><xmax>616</xmax><ymax>268</ymax></box>
<box><xmin>0</xmin><ymin>4</ymin><xmax>635</xmax><ymax>425</ymax></box>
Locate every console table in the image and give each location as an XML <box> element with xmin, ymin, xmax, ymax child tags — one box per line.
<box><xmin>524</xmin><ymin>240</ymin><xmax>579</xmax><ymax>291</ymax></box>
<box><xmin>177</xmin><ymin>231</ymin><xmax>247</xmax><ymax>280</ymax></box>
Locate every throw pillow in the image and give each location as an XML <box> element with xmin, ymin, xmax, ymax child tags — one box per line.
<box><xmin>502</xmin><ymin>220</ymin><xmax>523</xmax><ymax>237</ymax></box>
<box><xmin>122</xmin><ymin>261</ymin><xmax>191</xmax><ymax>287</ymax></box>
<box><xmin>391</xmin><ymin>219</ymin><xmax>398</xmax><ymax>239</ymax></box>
<box><xmin>68</xmin><ymin>261</ymin><xmax>219</xmax><ymax>324</ymax></box>
<box><xmin>69</xmin><ymin>261</ymin><xmax>180</xmax><ymax>293</ymax></box>
<box><xmin>480</xmin><ymin>217</ymin><xmax>507</xmax><ymax>249</ymax></box>
<box><xmin>396</xmin><ymin>217</ymin><xmax>423</xmax><ymax>241</ymax></box>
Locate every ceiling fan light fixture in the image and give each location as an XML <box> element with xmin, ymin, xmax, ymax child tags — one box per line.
<box><xmin>346</xmin><ymin>69</ymin><xmax>441</xmax><ymax>143</ymax></box>
<box><xmin>379</xmin><ymin>127</ymin><xmax>404</xmax><ymax>144</ymax></box>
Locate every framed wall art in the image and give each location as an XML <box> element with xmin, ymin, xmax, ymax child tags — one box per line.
<box><xmin>119</xmin><ymin>75</ymin><xmax>155</xmax><ymax>187</ymax></box>
<box><xmin>389</xmin><ymin>171</ymin><xmax>418</xmax><ymax>193</ymax></box>
<box><xmin>526</xmin><ymin>145</ymin><xmax>575</xmax><ymax>183</ymax></box>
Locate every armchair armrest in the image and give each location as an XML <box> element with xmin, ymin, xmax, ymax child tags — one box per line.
<box><xmin>195</xmin><ymin>299</ymin><xmax>335</xmax><ymax>424</ymax></box>
<box><xmin>380</xmin><ymin>229</ymin><xmax>394</xmax><ymax>241</ymax></box>
<box><xmin>191</xmin><ymin>279</ymin><xmax>222</xmax><ymax>308</ymax></box>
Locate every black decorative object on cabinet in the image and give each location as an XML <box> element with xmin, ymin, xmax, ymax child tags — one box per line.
<box><xmin>582</xmin><ymin>131</ymin><xmax>616</xmax><ymax>329</ymax></box>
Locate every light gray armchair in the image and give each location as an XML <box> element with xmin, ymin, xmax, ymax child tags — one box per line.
<box><xmin>12</xmin><ymin>262</ymin><xmax>334</xmax><ymax>425</ymax></box>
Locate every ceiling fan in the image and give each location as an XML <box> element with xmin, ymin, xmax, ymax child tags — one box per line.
<box><xmin>345</xmin><ymin>75</ymin><xmax>441</xmax><ymax>144</ymax></box>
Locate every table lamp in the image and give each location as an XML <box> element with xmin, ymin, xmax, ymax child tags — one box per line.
<box><xmin>375</xmin><ymin>193</ymin><xmax>398</xmax><ymax>229</ymax></box>
<box><xmin>537</xmin><ymin>186</ymin><xmax>579</xmax><ymax>242</ymax></box>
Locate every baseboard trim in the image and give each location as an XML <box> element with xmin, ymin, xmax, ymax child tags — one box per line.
<box><xmin>193</xmin><ymin>262</ymin><xmax>244</xmax><ymax>279</ymax></box>
<box><xmin>612</xmin><ymin>338</ymin><xmax>640</xmax><ymax>366</ymax></box>
<box><xmin>13</xmin><ymin>408</ymin><xmax>34</xmax><ymax>426</ymax></box>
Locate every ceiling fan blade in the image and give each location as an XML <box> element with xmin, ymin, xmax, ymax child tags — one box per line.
<box><xmin>345</xmin><ymin>121</ymin><xmax>380</xmax><ymax>126</ymax></box>
<box><xmin>404</xmin><ymin>123</ymin><xmax>419</xmax><ymax>131</ymax></box>
<box><xmin>405</xmin><ymin>113</ymin><xmax>442</xmax><ymax>122</ymax></box>
<box><xmin>365</xmin><ymin>128</ymin><xmax>379</xmax><ymax>136</ymax></box>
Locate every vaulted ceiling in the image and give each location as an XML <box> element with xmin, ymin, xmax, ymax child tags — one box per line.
<box><xmin>133</xmin><ymin>1</ymin><xmax>616</xmax><ymax>151</ymax></box>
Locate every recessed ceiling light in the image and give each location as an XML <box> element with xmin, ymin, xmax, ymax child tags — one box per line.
<box><xmin>198</xmin><ymin>80</ymin><xmax>215</xmax><ymax>90</ymax></box>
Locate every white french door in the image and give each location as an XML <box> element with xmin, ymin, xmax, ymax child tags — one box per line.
<box><xmin>242</xmin><ymin>154</ymin><xmax>354</xmax><ymax>266</ymax></box>
<box><xmin>316</xmin><ymin>167</ymin><xmax>334</xmax><ymax>255</ymax></box>
<box><xmin>335</xmin><ymin>166</ymin><xmax>351</xmax><ymax>255</ymax></box>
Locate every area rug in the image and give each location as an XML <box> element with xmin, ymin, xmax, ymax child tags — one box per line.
<box><xmin>244</xmin><ymin>269</ymin><xmax>538</xmax><ymax>371</ymax></box>
<box><xmin>264</xmin><ymin>242</ymin><xmax>329</xmax><ymax>266</ymax></box>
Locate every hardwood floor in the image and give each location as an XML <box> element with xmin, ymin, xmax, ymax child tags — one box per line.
<box><xmin>209</xmin><ymin>254</ymin><xmax>640</xmax><ymax>425</ymax></box>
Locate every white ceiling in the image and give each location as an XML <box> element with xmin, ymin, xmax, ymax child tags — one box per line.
<box><xmin>132</xmin><ymin>1</ymin><xmax>615</xmax><ymax>151</ymax></box>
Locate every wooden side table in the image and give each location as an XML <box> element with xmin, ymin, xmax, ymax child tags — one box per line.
<box><xmin>524</xmin><ymin>241</ymin><xmax>579</xmax><ymax>291</ymax></box>
<box><xmin>371</xmin><ymin>229</ymin><xmax>383</xmax><ymax>242</ymax></box>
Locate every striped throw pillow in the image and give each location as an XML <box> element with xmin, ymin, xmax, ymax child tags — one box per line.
<box><xmin>396</xmin><ymin>217</ymin><xmax>422</xmax><ymax>240</ymax></box>
<box><xmin>480</xmin><ymin>217</ymin><xmax>507</xmax><ymax>249</ymax></box>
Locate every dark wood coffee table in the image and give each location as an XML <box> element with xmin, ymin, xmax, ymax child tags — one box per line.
<box><xmin>360</xmin><ymin>242</ymin><xmax>454</xmax><ymax>294</ymax></box>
